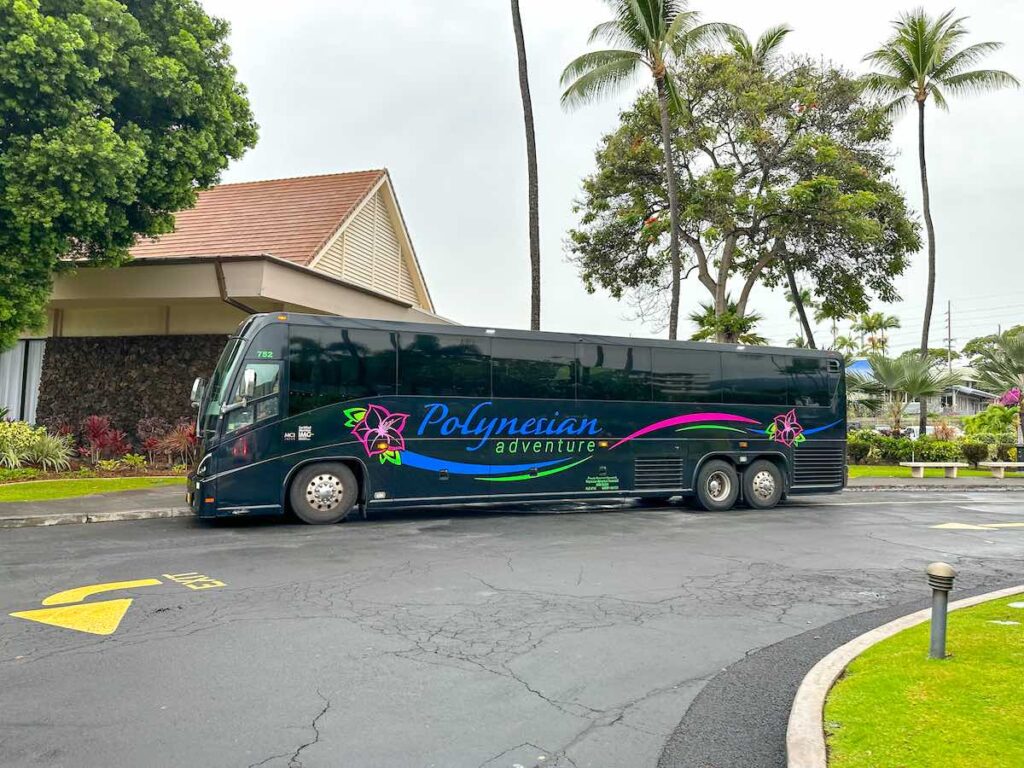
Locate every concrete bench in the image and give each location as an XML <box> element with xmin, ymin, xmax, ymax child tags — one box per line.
<box><xmin>899</xmin><ymin>462</ymin><xmax>970</xmax><ymax>479</ymax></box>
<box><xmin>979</xmin><ymin>462</ymin><xmax>1024</xmax><ymax>479</ymax></box>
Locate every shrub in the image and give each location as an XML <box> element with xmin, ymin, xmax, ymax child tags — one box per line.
<box><xmin>172</xmin><ymin>462</ymin><xmax>189</xmax><ymax>474</ymax></box>
<box><xmin>933</xmin><ymin>419</ymin><xmax>958</xmax><ymax>441</ymax></box>
<box><xmin>963</xmin><ymin>405</ymin><xmax>1016</xmax><ymax>438</ymax></box>
<box><xmin>914</xmin><ymin>436</ymin><xmax>963</xmax><ymax>463</ymax></box>
<box><xmin>960</xmin><ymin>441</ymin><xmax>990</xmax><ymax>467</ymax></box>
<box><xmin>996</xmin><ymin>443</ymin><xmax>1017</xmax><ymax>462</ymax></box>
<box><xmin>847</xmin><ymin>440</ymin><xmax>872</xmax><ymax>464</ymax></box>
<box><xmin>24</xmin><ymin>433</ymin><xmax>74</xmax><ymax>471</ymax></box>
<box><xmin>81</xmin><ymin>415</ymin><xmax>132</xmax><ymax>463</ymax></box>
<box><xmin>96</xmin><ymin>458</ymin><xmax>122</xmax><ymax>472</ymax></box>
<box><xmin>136</xmin><ymin>417</ymin><xmax>171</xmax><ymax>463</ymax></box>
<box><xmin>120</xmin><ymin>453</ymin><xmax>147</xmax><ymax>470</ymax></box>
<box><xmin>875</xmin><ymin>436</ymin><xmax>915</xmax><ymax>464</ymax></box>
<box><xmin>159</xmin><ymin>420</ymin><xmax>197</xmax><ymax>466</ymax></box>
<box><xmin>0</xmin><ymin>421</ymin><xmax>47</xmax><ymax>469</ymax></box>
<box><xmin>0</xmin><ymin>467</ymin><xmax>40</xmax><ymax>483</ymax></box>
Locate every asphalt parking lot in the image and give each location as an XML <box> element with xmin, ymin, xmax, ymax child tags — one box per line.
<box><xmin>2</xmin><ymin>490</ymin><xmax>1022</xmax><ymax>768</ymax></box>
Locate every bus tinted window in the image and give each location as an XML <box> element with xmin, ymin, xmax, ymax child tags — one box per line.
<box><xmin>721</xmin><ymin>354</ymin><xmax>788</xmax><ymax>405</ymax></box>
<box><xmin>651</xmin><ymin>348</ymin><xmax>722</xmax><ymax>403</ymax></box>
<box><xmin>782</xmin><ymin>356</ymin><xmax>832</xmax><ymax>406</ymax></box>
<box><xmin>492</xmin><ymin>339</ymin><xmax>575</xmax><ymax>399</ymax></box>
<box><xmin>398</xmin><ymin>333</ymin><xmax>490</xmax><ymax>397</ymax></box>
<box><xmin>577</xmin><ymin>344</ymin><xmax>651</xmax><ymax>401</ymax></box>
<box><xmin>288</xmin><ymin>327</ymin><xmax>396</xmax><ymax>415</ymax></box>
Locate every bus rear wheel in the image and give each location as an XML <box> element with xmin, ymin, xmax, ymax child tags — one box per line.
<box><xmin>290</xmin><ymin>462</ymin><xmax>358</xmax><ymax>525</ymax></box>
<box><xmin>695</xmin><ymin>460</ymin><xmax>739</xmax><ymax>511</ymax></box>
<box><xmin>743</xmin><ymin>460</ymin><xmax>783</xmax><ymax>509</ymax></box>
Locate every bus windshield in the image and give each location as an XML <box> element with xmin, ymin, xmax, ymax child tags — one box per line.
<box><xmin>200</xmin><ymin>337</ymin><xmax>245</xmax><ymax>437</ymax></box>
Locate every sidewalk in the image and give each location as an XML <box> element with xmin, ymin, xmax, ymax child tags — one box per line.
<box><xmin>846</xmin><ymin>476</ymin><xmax>1024</xmax><ymax>491</ymax></box>
<box><xmin>0</xmin><ymin>486</ymin><xmax>190</xmax><ymax>528</ymax></box>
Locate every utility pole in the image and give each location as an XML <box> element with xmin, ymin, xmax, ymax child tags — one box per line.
<box><xmin>943</xmin><ymin>300</ymin><xmax>954</xmax><ymax>373</ymax></box>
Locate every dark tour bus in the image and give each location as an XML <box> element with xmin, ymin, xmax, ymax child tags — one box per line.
<box><xmin>188</xmin><ymin>313</ymin><xmax>846</xmax><ymax>524</ymax></box>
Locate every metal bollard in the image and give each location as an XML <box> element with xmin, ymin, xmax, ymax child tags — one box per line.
<box><xmin>926</xmin><ymin>562</ymin><xmax>957</xmax><ymax>659</ymax></box>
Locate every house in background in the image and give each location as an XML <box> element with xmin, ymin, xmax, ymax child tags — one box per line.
<box><xmin>847</xmin><ymin>358</ymin><xmax>997</xmax><ymax>422</ymax></box>
<box><xmin>1</xmin><ymin>169</ymin><xmax>448</xmax><ymax>432</ymax></box>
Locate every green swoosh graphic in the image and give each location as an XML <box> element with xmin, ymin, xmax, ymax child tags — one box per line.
<box><xmin>675</xmin><ymin>425</ymin><xmax>748</xmax><ymax>434</ymax></box>
<box><xmin>477</xmin><ymin>456</ymin><xmax>593</xmax><ymax>482</ymax></box>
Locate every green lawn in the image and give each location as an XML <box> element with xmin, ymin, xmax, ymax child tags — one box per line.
<box><xmin>0</xmin><ymin>476</ymin><xmax>185</xmax><ymax>503</ymax></box>
<box><xmin>825</xmin><ymin>594</ymin><xmax>1024</xmax><ymax>768</ymax></box>
<box><xmin>848</xmin><ymin>464</ymin><xmax>1023</xmax><ymax>479</ymax></box>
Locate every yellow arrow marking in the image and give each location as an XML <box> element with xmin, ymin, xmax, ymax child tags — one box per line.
<box><xmin>932</xmin><ymin>522</ymin><xmax>1024</xmax><ymax>531</ymax></box>
<box><xmin>10</xmin><ymin>599</ymin><xmax>134</xmax><ymax>636</ymax></box>
<box><xmin>41</xmin><ymin>578</ymin><xmax>162</xmax><ymax>606</ymax></box>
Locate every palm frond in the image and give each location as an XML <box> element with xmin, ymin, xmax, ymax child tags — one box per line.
<box><xmin>724</xmin><ymin>26</ymin><xmax>753</xmax><ymax>61</ymax></box>
<box><xmin>560</xmin><ymin>52</ymin><xmax>644</xmax><ymax>110</ymax></box>
<box><xmin>673</xmin><ymin>21</ymin><xmax>737</xmax><ymax>56</ymax></box>
<box><xmin>560</xmin><ymin>49</ymin><xmax>642</xmax><ymax>88</ymax></box>
<box><xmin>754</xmin><ymin>23</ymin><xmax>792</xmax><ymax>64</ymax></box>
<box><xmin>929</xmin><ymin>83</ymin><xmax>949</xmax><ymax>110</ymax></box>
<box><xmin>942</xmin><ymin>68</ymin><xmax>1020</xmax><ymax>97</ymax></box>
<box><xmin>588</xmin><ymin>19</ymin><xmax>636</xmax><ymax>49</ymax></box>
<box><xmin>931</xmin><ymin>40</ymin><xmax>1004</xmax><ymax>79</ymax></box>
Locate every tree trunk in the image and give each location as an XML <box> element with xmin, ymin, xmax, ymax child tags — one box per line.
<box><xmin>511</xmin><ymin>0</ymin><xmax>540</xmax><ymax>331</ymax></box>
<box><xmin>656</xmin><ymin>76</ymin><xmax>681</xmax><ymax>340</ymax></box>
<box><xmin>917</xmin><ymin>98</ymin><xmax>936</xmax><ymax>433</ymax></box>
<box><xmin>784</xmin><ymin>260</ymin><xmax>816</xmax><ymax>349</ymax></box>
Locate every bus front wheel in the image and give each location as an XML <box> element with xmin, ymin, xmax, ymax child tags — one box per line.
<box><xmin>695</xmin><ymin>460</ymin><xmax>739</xmax><ymax>511</ymax></box>
<box><xmin>743</xmin><ymin>460</ymin><xmax>783</xmax><ymax>510</ymax></box>
<box><xmin>290</xmin><ymin>462</ymin><xmax>358</xmax><ymax>525</ymax></box>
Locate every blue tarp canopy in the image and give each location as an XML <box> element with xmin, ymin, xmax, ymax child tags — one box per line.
<box><xmin>846</xmin><ymin>358</ymin><xmax>871</xmax><ymax>376</ymax></box>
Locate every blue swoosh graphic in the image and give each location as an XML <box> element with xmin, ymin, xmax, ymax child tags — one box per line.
<box><xmin>748</xmin><ymin>419</ymin><xmax>843</xmax><ymax>436</ymax></box>
<box><xmin>401</xmin><ymin>451</ymin><xmax>569</xmax><ymax>476</ymax></box>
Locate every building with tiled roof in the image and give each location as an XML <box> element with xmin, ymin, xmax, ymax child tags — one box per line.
<box><xmin>4</xmin><ymin>170</ymin><xmax>447</xmax><ymax>429</ymax></box>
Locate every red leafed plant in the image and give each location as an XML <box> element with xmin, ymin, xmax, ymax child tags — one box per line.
<box><xmin>80</xmin><ymin>415</ymin><xmax>131</xmax><ymax>464</ymax></box>
<box><xmin>159</xmin><ymin>420</ymin><xmax>197</xmax><ymax>466</ymax></box>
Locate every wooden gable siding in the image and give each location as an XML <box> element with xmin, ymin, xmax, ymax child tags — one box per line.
<box><xmin>316</xmin><ymin>188</ymin><xmax>421</xmax><ymax>306</ymax></box>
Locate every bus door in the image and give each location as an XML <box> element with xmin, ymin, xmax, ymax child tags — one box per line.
<box><xmin>212</xmin><ymin>360</ymin><xmax>285</xmax><ymax>514</ymax></box>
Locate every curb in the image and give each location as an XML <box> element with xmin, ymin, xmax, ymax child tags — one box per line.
<box><xmin>785</xmin><ymin>583</ymin><xmax>1024</xmax><ymax>768</ymax></box>
<box><xmin>0</xmin><ymin>507</ymin><xmax>193</xmax><ymax>529</ymax></box>
<box><xmin>845</xmin><ymin>484</ymin><xmax>1024</xmax><ymax>492</ymax></box>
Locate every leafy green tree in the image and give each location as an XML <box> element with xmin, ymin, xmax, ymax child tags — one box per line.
<box><xmin>864</xmin><ymin>9</ymin><xmax>1018</xmax><ymax>432</ymax></box>
<box><xmin>851</xmin><ymin>354</ymin><xmax>962</xmax><ymax>432</ymax></box>
<box><xmin>568</xmin><ymin>55</ymin><xmax>919</xmax><ymax>341</ymax></box>
<box><xmin>510</xmin><ymin>0</ymin><xmax>541</xmax><ymax>330</ymax></box>
<box><xmin>971</xmin><ymin>332</ymin><xmax>1024</xmax><ymax>448</ymax></box>
<box><xmin>687</xmin><ymin>296</ymin><xmax>766</xmax><ymax>345</ymax></box>
<box><xmin>560</xmin><ymin>0</ymin><xmax>731</xmax><ymax>339</ymax></box>
<box><xmin>962</xmin><ymin>325</ymin><xmax>1024</xmax><ymax>360</ymax></box>
<box><xmin>0</xmin><ymin>0</ymin><xmax>258</xmax><ymax>349</ymax></box>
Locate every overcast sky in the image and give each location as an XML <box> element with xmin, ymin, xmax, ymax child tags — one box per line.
<box><xmin>203</xmin><ymin>0</ymin><xmax>1023</xmax><ymax>354</ymax></box>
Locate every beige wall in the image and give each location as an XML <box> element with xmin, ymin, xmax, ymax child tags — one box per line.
<box><xmin>41</xmin><ymin>258</ymin><xmax>452</xmax><ymax>338</ymax></box>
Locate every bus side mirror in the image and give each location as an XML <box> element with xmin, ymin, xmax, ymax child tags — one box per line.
<box><xmin>239</xmin><ymin>368</ymin><xmax>257</xmax><ymax>400</ymax></box>
<box><xmin>190</xmin><ymin>377</ymin><xmax>206</xmax><ymax>408</ymax></box>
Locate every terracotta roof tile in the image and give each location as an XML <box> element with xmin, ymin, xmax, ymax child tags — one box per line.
<box><xmin>130</xmin><ymin>170</ymin><xmax>386</xmax><ymax>265</ymax></box>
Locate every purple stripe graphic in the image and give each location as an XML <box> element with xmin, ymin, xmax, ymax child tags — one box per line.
<box><xmin>609</xmin><ymin>412</ymin><xmax>760</xmax><ymax>450</ymax></box>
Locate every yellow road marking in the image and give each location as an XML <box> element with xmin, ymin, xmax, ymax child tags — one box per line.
<box><xmin>932</xmin><ymin>522</ymin><xmax>1024</xmax><ymax>531</ymax></box>
<box><xmin>42</xmin><ymin>578</ymin><xmax>162</xmax><ymax>606</ymax></box>
<box><xmin>10</xmin><ymin>599</ymin><xmax>135</xmax><ymax>636</ymax></box>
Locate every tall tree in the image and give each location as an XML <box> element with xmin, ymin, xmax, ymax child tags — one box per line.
<box><xmin>0</xmin><ymin>0</ymin><xmax>257</xmax><ymax>349</ymax></box>
<box><xmin>560</xmin><ymin>0</ymin><xmax>731</xmax><ymax>339</ymax></box>
<box><xmin>851</xmin><ymin>354</ymin><xmax>962</xmax><ymax>432</ymax></box>
<box><xmin>568</xmin><ymin>55</ymin><xmax>919</xmax><ymax>340</ymax></box>
<box><xmin>864</xmin><ymin>9</ymin><xmax>1018</xmax><ymax>431</ymax></box>
<box><xmin>688</xmin><ymin>296</ymin><xmax>766</xmax><ymax>345</ymax></box>
<box><xmin>510</xmin><ymin>0</ymin><xmax>541</xmax><ymax>330</ymax></box>
<box><xmin>852</xmin><ymin>311</ymin><xmax>901</xmax><ymax>355</ymax></box>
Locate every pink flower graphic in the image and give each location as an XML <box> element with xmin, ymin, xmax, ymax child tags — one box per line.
<box><xmin>769</xmin><ymin>409</ymin><xmax>804</xmax><ymax>447</ymax></box>
<box><xmin>998</xmin><ymin>387</ymin><xmax>1021</xmax><ymax>407</ymax></box>
<box><xmin>351</xmin><ymin>404</ymin><xmax>409</xmax><ymax>458</ymax></box>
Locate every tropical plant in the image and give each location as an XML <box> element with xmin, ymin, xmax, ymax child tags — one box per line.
<box><xmin>160</xmin><ymin>420</ymin><xmax>198</xmax><ymax>466</ymax></box>
<box><xmin>0</xmin><ymin>421</ymin><xmax>46</xmax><ymax>469</ymax></box>
<box><xmin>833</xmin><ymin>335</ymin><xmax>860</xmax><ymax>357</ymax></box>
<box><xmin>24</xmin><ymin>432</ymin><xmax>73</xmax><ymax>471</ymax></box>
<box><xmin>561</xmin><ymin>0</ymin><xmax>732</xmax><ymax>339</ymax></box>
<box><xmin>80</xmin><ymin>415</ymin><xmax>131</xmax><ymax>464</ymax></box>
<box><xmin>850</xmin><ymin>354</ymin><xmax>962</xmax><ymax>432</ymax></box>
<box><xmin>815</xmin><ymin>305</ymin><xmax>849</xmax><ymax>350</ymax></box>
<box><xmin>962</xmin><ymin>404</ymin><xmax>1015</xmax><ymax>438</ymax></box>
<box><xmin>120</xmin><ymin>453</ymin><xmax>148</xmax><ymax>471</ymax></box>
<box><xmin>96</xmin><ymin>458</ymin><xmax>123</xmax><ymax>472</ymax></box>
<box><xmin>971</xmin><ymin>332</ymin><xmax>1024</xmax><ymax>448</ymax></box>
<box><xmin>510</xmin><ymin>0</ymin><xmax>541</xmax><ymax>330</ymax></box>
<box><xmin>852</xmin><ymin>312</ymin><xmax>901</xmax><ymax>354</ymax></box>
<box><xmin>864</xmin><ymin>9</ymin><xmax>1018</xmax><ymax>432</ymax></box>
<box><xmin>688</xmin><ymin>297</ymin><xmax>767</xmax><ymax>345</ymax></box>
<box><xmin>785</xmin><ymin>286</ymin><xmax>819</xmax><ymax>348</ymax></box>
<box><xmin>960</xmin><ymin>441</ymin><xmax>989</xmax><ymax>467</ymax></box>
<box><xmin>724</xmin><ymin>24</ymin><xmax>791</xmax><ymax>70</ymax></box>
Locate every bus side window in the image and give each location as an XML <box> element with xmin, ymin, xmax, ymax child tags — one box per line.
<box><xmin>224</xmin><ymin>362</ymin><xmax>281</xmax><ymax>433</ymax></box>
<box><xmin>577</xmin><ymin>344</ymin><xmax>651</xmax><ymax>401</ymax></box>
<box><xmin>398</xmin><ymin>333</ymin><xmax>490</xmax><ymax>397</ymax></box>
<box><xmin>651</xmin><ymin>348</ymin><xmax>722</xmax><ymax>403</ymax></box>
<box><xmin>720</xmin><ymin>354</ymin><xmax>788</xmax><ymax>405</ymax></box>
<box><xmin>492</xmin><ymin>339</ymin><xmax>575</xmax><ymax>400</ymax></box>
<box><xmin>288</xmin><ymin>327</ymin><xmax>397</xmax><ymax>416</ymax></box>
<box><xmin>784</xmin><ymin>357</ymin><xmax>832</xmax><ymax>406</ymax></box>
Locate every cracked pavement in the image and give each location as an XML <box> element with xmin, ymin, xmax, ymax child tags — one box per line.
<box><xmin>1</xmin><ymin>490</ymin><xmax>1022</xmax><ymax>767</ymax></box>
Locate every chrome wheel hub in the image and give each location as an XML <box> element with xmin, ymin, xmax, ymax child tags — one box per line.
<box><xmin>306</xmin><ymin>474</ymin><xmax>343</xmax><ymax>511</ymax></box>
<box><xmin>706</xmin><ymin>470</ymin><xmax>731</xmax><ymax>502</ymax></box>
<box><xmin>751</xmin><ymin>470</ymin><xmax>776</xmax><ymax>501</ymax></box>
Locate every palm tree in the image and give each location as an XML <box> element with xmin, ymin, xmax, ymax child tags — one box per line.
<box><xmin>864</xmin><ymin>9</ymin><xmax>1018</xmax><ymax>431</ymax></box>
<box><xmin>561</xmin><ymin>1</ymin><xmax>731</xmax><ymax>340</ymax></box>
<box><xmin>510</xmin><ymin>0</ymin><xmax>541</xmax><ymax>331</ymax></box>
<box><xmin>833</xmin><ymin>335</ymin><xmax>860</xmax><ymax>358</ymax></box>
<box><xmin>815</xmin><ymin>304</ymin><xmax>848</xmax><ymax>349</ymax></box>
<box><xmin>688</xmin><ymin>296</ymin><xmax>766</xmax><ymax>345</ymax></box>
<box><xmin>852</xmin><ymin>311</ymin><xmax>900</xmax><ymax>355</ymax></box>
<box><xmin>725</xmin><ymin>23</ymin><xmax>792</xmax><ymax>69</ymax></box>
<box><xmin>785</xmin><ymin>286</ymin><xmax>819</xmax><ymax>349</ymax></box>
<box><xmin>972</xmin><ymin>332</ymin><xmax>1024</xmax><ymax>449</ymax></box>
<box><xmin>851</xmin><ymin>354</ymin><xmax>962</xmax><ymax>432</ymax></box>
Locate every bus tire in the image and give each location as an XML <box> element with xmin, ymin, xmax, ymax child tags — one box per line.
<box><xmin>743</xmin><ymin>460</ymin><xmax>783</xmax><ymax>510</ymax></box>
<box><xmin>289</xmin><ymin>462</ymin><xmax>358</xmax><ymax>525</ymax></box>
<box><xmin>695</xmin><ymin>459</ymin><xmax>739</xmax><ymax>511</ymax></box>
